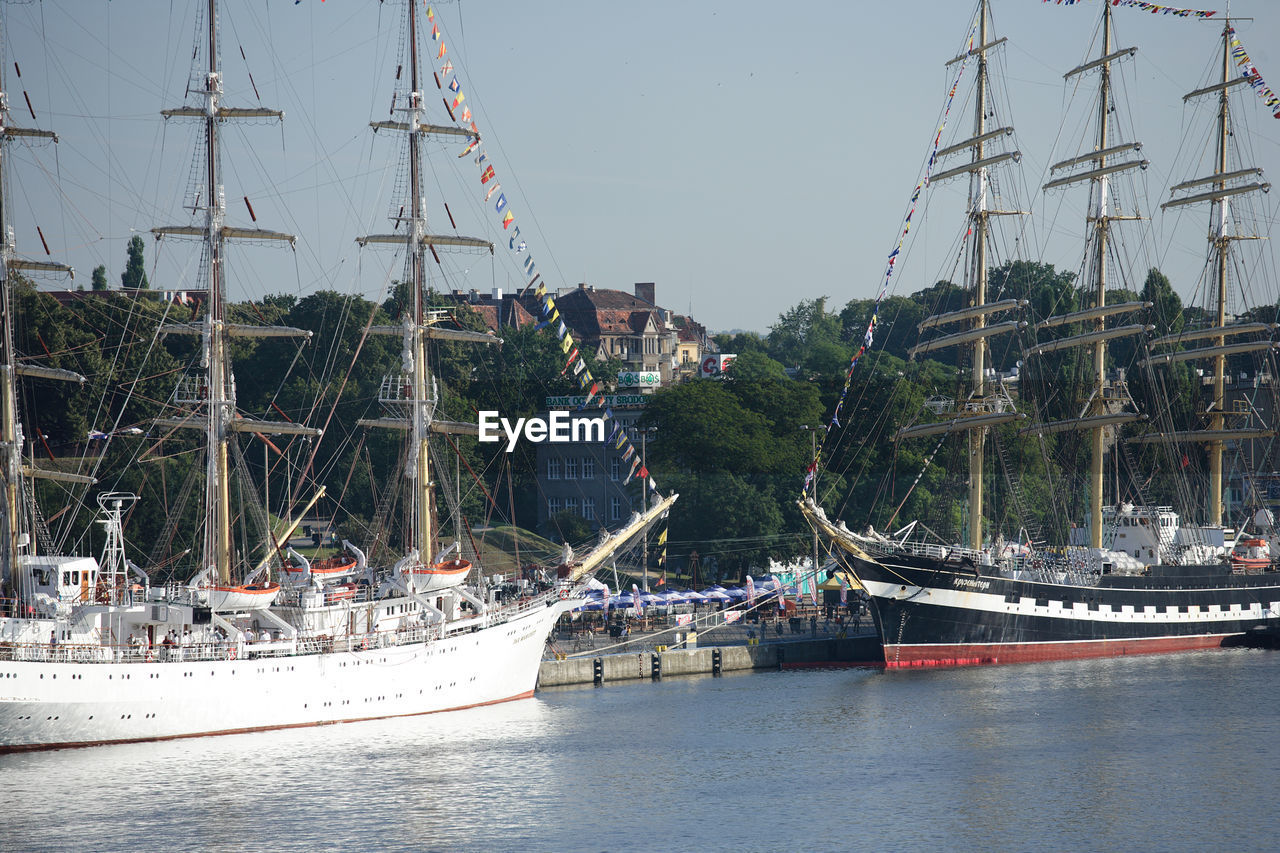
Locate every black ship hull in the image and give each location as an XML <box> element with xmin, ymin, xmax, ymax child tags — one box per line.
<box><xmin>839</xmin><ymin>549</ymin><xmax>1280</xmax><ymax>667</ymax></box>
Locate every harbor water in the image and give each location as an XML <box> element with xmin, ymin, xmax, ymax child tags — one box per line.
<box><xmin>3</xmin><ymin>648</ymin><xmax>1278</xmax><ymax>852</ymax></box>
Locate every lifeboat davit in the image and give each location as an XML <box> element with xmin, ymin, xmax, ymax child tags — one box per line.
<box><xmin>1230</xmin><ymin>538</ymin><xmax>1271</xmax><ymax>573</ymax></box>
<box><xmin>208</xmin><ymin>581</ymin><xmax>282</xmax><ymax>611</ymax></box>
<box><xmin>407</xmin><ymin>559</ymin><xmax>471</xmax><ymax>593</ymax></box>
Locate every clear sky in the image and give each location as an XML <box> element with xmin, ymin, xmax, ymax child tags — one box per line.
<box><xmin>3</xmin><ymin>0</ymin><xmax>1279</xmax><ymax>334</ymax></box>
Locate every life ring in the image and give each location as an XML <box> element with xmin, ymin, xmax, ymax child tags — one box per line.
<box><xmin>558</xmin><ymin>588</ymin><xmax>569</xmax><ymax>600</ymax></box>
<box><xmin>360</xmin><ymin>637</ymin><xmax>370</xmax><ymax>650</ymax></box>
<box><xmin>227</xmin><ymin>647</ymin><xmax>237</xmax><ymax>661</ymax></box>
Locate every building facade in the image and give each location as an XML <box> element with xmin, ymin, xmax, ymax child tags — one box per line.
<box><xmin>534</xmin><ymin>396</ymin><xmax>654</xmax><ymax>534</ymax></box>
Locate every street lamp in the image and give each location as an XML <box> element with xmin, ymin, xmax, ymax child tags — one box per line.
<box><xmin>637</xmin><ymin>425</ymin><xmax>657</xmax><ymax>592</ymax></box>
<box><xmin>800</xmin><ymin>425</ymin><xmax>821</xmax><ymax>600</ymax></box>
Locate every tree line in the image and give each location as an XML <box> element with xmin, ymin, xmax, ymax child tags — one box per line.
<box><xmin>14</xmin><ymin>256</ymin><xmax>1275</xmax><ymax>581</ymax></box>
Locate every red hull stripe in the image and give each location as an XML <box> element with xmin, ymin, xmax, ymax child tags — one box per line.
<box><xmin>0</xmin><ymin>689</ymin><xmax>536</xmax><ymax>755</ymax></box>
<box><xmin>885</xmin><ymin>633</ymin><xmax>1233</xmax><ymax>668</ymax></box>
<box><xmin>780</xmin><ymin>660</ymin><xmax>884</xmax><ymax>670</ymax></box>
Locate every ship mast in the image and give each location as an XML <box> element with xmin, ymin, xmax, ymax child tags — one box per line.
<box><xmin>967</xmin><ymin>6</ymin><xmax>990</xmax><ymax>553</ymax></box>
<box><xmin>0</xmin><ymin>27</ymin><xmax>83</xmax><ymax>583</ymax></box>
<box><xmin>1206</xmin><ymin>21</ymin><xmax>1231</xmax><ymax>527</ymax></box>
<box><xmin>406</xmin><ymin>5</ymin><xmax>433</xmax><ymax>565</ymax></box>
<box><xmin>1024</xmin><ymin>4</ymin><xmax>1150</xmax><ymax>548</ymax></box>
<box><xmin>899</xmin><ymin>0</ymin><xmax>1027</xmax><ymax>551</ymax></box>
<box><xmin>152</xmin><ymin>0</ymin><xmax>315</xmax><ymax>584</ymax></box>
<box><xmin>1141</xmin><ymin>16</ymin><xmax>1275</xmax><ymax>529</ymax></box>
<box><xmin>355</xmin><ymin>0</ymin><xmax>497</xmax><ymax>569</ymax></box>
<box><xmin>1090</xmin><ymin>9</ymin><xmax>1115</xmax><ymax>549</ymax></box>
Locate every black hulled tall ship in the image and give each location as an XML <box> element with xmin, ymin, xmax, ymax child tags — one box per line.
<box><xmin>802</xmin><ymin>1</ymin><xmax>1280</xmax><ymax>667</ymax></box>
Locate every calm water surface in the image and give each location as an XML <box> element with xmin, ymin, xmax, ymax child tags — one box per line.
<box><xmin>3</xmin><ymin>648</ymin><xmax>1278</xmax><ymax>852</ymax></box>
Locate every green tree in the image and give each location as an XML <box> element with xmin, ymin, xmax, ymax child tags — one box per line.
<box><xmin>91</xmin><ymin>265</ymin><xmax>108</xmax><ymax>292</ymax></box>
<box><xmin>546</xmin><ymin>509</ymin><xmax>592</xmax><ymax>545</ymax></box>
<box><xmin>640</xmin><ymin>381</ymin><xmax>775</xmax><ymax>473</ymax></box>
<box><xmin>766</xmin><ymin>297</ymin><xmax>844</xmax><ymax>369</ymax></box>
<box><xmin>661</xmin><ymin>471</ymin><xmax>786</xmax><ymax>577</ymax></box>
<box><xmin>712</xmin><ymin>330</ymin><xmax>767</xmax><ymax>355</ymax></box>
<box><xmin>121</xmin><ymin>235</ymin><xmax>149</xmax><ymax>290</ymax></box>
<box><xmin>724</xmin><ymin>349</ymin><xmax>787</xmax><ymax>383</ymax></box>
<box><xmin>1142</xmin><ymin>267</ymin><xmax>1183</xmax><ymax>338</ymax></box>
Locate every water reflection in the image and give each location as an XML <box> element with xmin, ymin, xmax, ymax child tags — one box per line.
<box><xmin>4</xmin><ymin>650</ymin><xmax>1277</xmax><ymax>852</ymax></box>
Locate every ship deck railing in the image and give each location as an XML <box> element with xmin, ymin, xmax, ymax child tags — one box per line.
<box><xmin>0</xmin><ymin>589</ymin><xmax>561</xmax><ymax>665</ymax></box>
<box><xmin>866</xmin><ymin>537</ymin><xmax>990</xmax><ymax>565</ymax></box>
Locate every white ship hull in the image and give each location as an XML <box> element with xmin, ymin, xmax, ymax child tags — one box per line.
<box><xmin>0</xmin><ymin>600</ymin><xmax>566</xmax><ymax>752</ymax></box>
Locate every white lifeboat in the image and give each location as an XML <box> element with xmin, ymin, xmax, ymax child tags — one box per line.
<box><xmin>404</xmin><ymin>559</ymin><xmax>472</xmax><ymax>593</ymax></box>
<box><xmin>208</xmin><ymin>581</ymin><xmax>282</xmax><ymax>611</ymax></box>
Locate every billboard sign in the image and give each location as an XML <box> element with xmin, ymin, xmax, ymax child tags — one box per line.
<box><xmin>698</xmin><ymin>353</ymin><xmax>737</xmax><ymax>378</ymax></box>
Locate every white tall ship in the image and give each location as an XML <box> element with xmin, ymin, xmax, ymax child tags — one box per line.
<box><xmin>0</xmin><ymin>0</ymin><xmax>672</xmax><ymax>752</ymax></box>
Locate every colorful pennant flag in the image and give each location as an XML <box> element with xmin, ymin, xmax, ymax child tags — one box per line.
<box><xmin>1230</xmin><ymin>28</ymin><xmax>1280</xmax><ymax>118</ymax></box>
<box><xmin>424</xmin><ymin>3</ymin><xmax>669</xmax><ymax>498</ymax></box>
<box><xmin>807</xmin><ymin>10</ymin><xmax>981</xmax><ymax>497</ymax></box>
<box><xmin>1045</xmin><ymin>0</ymin><xmax>1217</xmax><ymax>15</ymax></box>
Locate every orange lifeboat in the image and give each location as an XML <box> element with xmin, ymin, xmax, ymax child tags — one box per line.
<box><xmin>325</xmin><ymin>582</ymin><xmax>359</xmax><ymax>604</ymax></box>
<box><xmin>1230</xmin><ymin>538</ymin><xmax>1271</xmax><ymax>573</ymax></box>
<box><xmin>284</xmin><ymin>553</ymin><xmax>358</xmax><ymax>579</ymax></box>
<box><xmin>208</xmin><ymin>581</ymin><xmax>282</xmax><ymax>611</ymax></box>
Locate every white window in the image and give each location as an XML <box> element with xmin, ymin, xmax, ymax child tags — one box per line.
<box><xmin>546</xmin><ymin>458</ymin><xmax>560</xmax><ymax>480</ymax></box>
<box><xmin>566</xmin><ymin>497</ymin><xmax>579</xmax><ymax>514</ymax></box>
<box><xmin>548</xmin><ymin>497</ymin><xmax>563</xmax><ymax>516</ymax></box>
<box><xmin>610</xmin><ymin>497</ymin><xmax>623</xmax><ymax>522</ymax></box>
<box><xmin>583</xmin><ymin>498</ymin><xmax>596</xmax><ymax>521</ymax></box>
<box><xmin>582</xmin><ymin>457</ymin><xmax>595</xmax><ymax>480</ymax></box>
<box><xmin>610</xmin><ymin>457</ymin><xmax>621</xmax><ymax>481</ymax></box>
<box><xmin>565</xmin><ymin>457</ymin><xmax>578</xmax><ymax>479</ymax></box>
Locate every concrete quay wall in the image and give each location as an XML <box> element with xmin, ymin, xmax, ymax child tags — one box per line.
<box><xmin>539</xmin><ymin>636</ymin><xmax>881</xmax><ymax>687</ymax></box>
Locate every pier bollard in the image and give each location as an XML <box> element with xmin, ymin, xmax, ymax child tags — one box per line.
<box><xmin>651</xmin><ymin>652</ymin><xmax>662</xmax><ymax>680</ymax></box>
<box><xmin>712</xmin><ymin>647</ymin><xmax>722</xmax><ymax>676</ymax></box>
<box><xmin>593</xmin><ymin>657</ymin><xmax>603</xmax><ymax>686</ymax></box>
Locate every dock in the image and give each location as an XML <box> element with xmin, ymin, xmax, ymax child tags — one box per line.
<box><xmin>540</xmin><ymin>625</ymin><xmax>882</xmax><ymax>687</ymax></box>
